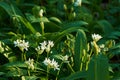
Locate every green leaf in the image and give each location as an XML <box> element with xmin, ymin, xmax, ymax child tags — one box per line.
<box><xmin>5</xmin><ymin>68</ymin><xmax>27</xmax><ymax>77</ymax></box>
<box><xmin>0</xmin><ymin>72</ymin><xmax>5</xmax><ymax>76</ymax></box>
<box><xmin>97</xmin><ymin>20</ymin><xmax>113</xmax><ymax>35</ymax></box>
<box><xmin>87</xmin><ymin>54</ymin><xmax>109</xmax><ymax>80</ymax></box>
<box><xmin>53</xmin><ymin>26</ymin><xmax>87</xmax><ymax>44</ymax></box>
<box><xmin>16</xmin><ymin>15</ymin><xmax>37</xmax><ymax>34</ymax></box>
<box><xmin>3</xmin><ymin>61</ymin><xmax>26</xmax><ymax>68</ymax></box>
<box><xmin>60</xmin><ymin>21</ymin><xmax>88</xmax><ymax>31</ymax></box>
<box><xmin>60</xmin><ymin>71</ymin><xmax>87</xmax><ymax>80</ymax></box>
<box><xmin>73</xmin><ymin>29</ymin><xmax>87</xmax><ymax>71</ymax></box>
<box><xmin>49</xmin><ymin>17</ymin><xmax>62</xmax><ymax>24</ymax></box>
<box><xmin>0</xmin><ymin>1</ymin><xmax>23</xmax><ymax>17</ymax></box>
<box><xmin>0</xmin><ymin>2</ymin><xmax>12</xmax><ymax>16</ymax></box>
<box><xmin>25</xmin><ymin>13</ymin><xmax>49</xmax><ymax>23</ymax></box>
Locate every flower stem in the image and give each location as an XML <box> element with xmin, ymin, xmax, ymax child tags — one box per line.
<box><xmin>56</xmin><ymin>62</ymin><xmax>63</xmax><ymax>80</ymax></box>
<box><xmin>46</xmin><ymin>66</ymin><xmax>49</xmax><ymax>80</ymax></box>
<box><xmin>40</xmin><ymin>22</ymin><xmax>44</xmax><ymax>35</ymax></box>
<box><xmin>68</xmin><ymin>63</ymin><xmax>75</xmax><ymax>73</ymax></box>
<box><xmin>28</xmin><ymin>69</ymin><xmax>30</xmax><ymax>76</ymax></box>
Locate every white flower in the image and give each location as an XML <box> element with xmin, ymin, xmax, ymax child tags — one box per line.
<box><xmin>14</xmin><ymin>39</ymin><xmax>29</xmax><ymax>51</ymax></box>
<box><xmin>35</xmin><ymin>46</ymin><xmax>44</xmax><ymax>54</ymax></box>
<box><xmin>43</xmin><ymin>58</ymin><xmax>52</xmax><ymax>66</ymax></box>
<box><xmin>46</xmin><ymin>40</ymin><xmax>54</xmax><ymax>53</ymax></box>
<box><xmin>99</xmin><ymin>44</ymin><xmax>108</xmax><ymax>52</ymax></box>
<box><xmin>92</xmin><ymin>33</ymin><xmax>102</xmax><ymax>42</ymax></box>
<box><xmin>99</xmin><ymin>44</ymin><xmax>105</xmax><ymax>49</ymax></box>
<box><xmin>74</xmin><ymin>0</ymin><xmax>82</xmax><ymax>6</ymax></box>
<box><xmin>40</xmin><ymin>41</ymin><xmax>47</xmax><ymax>50</ymax></box>
<box><xmin>25</xmin><ymin>58</ymin><xmax>34</xmax><ymax>70</ymax></box>
<box><xmin>39</xmin><ymin>9</ymin><xmax>44</xmax><ymax>17</ymax></box>
<box><xmin>51</xmin><ymin>59</ymin><xmax>60</xmax><ymax>70</ymax></box>
<box><xmin>43</xmin><ymin>58</ymin><xmax>60</xmax><ymax>71</ymax></box>
<box><xmin>48</xmin><ymin>40</ymin><xmax>54</xmax><ymax>48</ymax></box>
<box><xmin>62</xmin><ymin>55</ymin><xmax>69</xmax><ymax>63</ymax></box>
<box><xmin>36</xmin><ymin>40</ymin><xmax>54</xmax><ymax>54</ymax></box>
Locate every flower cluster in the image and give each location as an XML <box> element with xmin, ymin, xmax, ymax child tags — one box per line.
<box><xmin>43</xmin><ymin>58</ymin><xmax>60</xmax><ymax>71</ymax></box>
<box><xmin>14</xmin><ymin>39</ymin><xmax>29</xmax><ymax>51</ymax></box>
<box><xmin>99</xmin><ymin>44</ymin><xmax>108</xmax><ymax>52</ymax></box>
<box><xmin>35</xmin><ymin>40</ymin><xmax>54</xmax><ymax>54</ymax></box>
<box><xmin>91</xmin><ymin>33</ymin><xmax>109</xmax><ymax>54</ymax></box>
<box><xmin>25</xmin><ymin>58</ymin><xmax>34</xmax><ymax>70</ymax></box>
<box><xmin>92</xmin><ymin>33</ymin><xmax>102</xmax><ymax>42</ymax></box>
<box><xmin>91</xmin><ymin>33</ymin><xmax>102</xmax><ymax>54</ymax></box>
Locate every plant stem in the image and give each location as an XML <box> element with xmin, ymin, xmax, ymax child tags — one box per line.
<box><xmin>28</xmin><ymin>69</ymin><xmax>30</xmax><ymax>76</ymax></box>
<box><xmin>40</xmin><ymin>22</ymin><xmax>44</xmax><ymax>35</ymax></box>
<box><xmin>21</xmin><ymin>52</ymin><xmax>24</xmax><ymax>61</ymax></box>
<box><xmin>23</xmin><ymin>52</ymin><xmax>26</xmax><ymax>61</ymax></box>
<box><xmin>37</xmin><ymin>54</ymin><xmax>39</xmax><ymax>62</ymax></box>
<box><xmin>80</xmin><ymin>56</ymin><xmax>84</xmax><ymax>71</ymax></box>
<box><xmin>68</xmin><ymin>63</ymin><xmax>75</xmax><ymax>73</ymax></box>
<box><xmin>47</xmin><ymin>66</ymin><xmax>49</xmax><ymax>80</ymax></box>
<box><xmin>55</xmin><ymin>62</ymin><xmax>63</xmax><ymax>80</ymax></box>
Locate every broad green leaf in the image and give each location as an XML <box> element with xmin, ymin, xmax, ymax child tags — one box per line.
<box><xmin>60</xmin><ymin>21</ymin><xmax>88</xmax><ymax>31</ymax></box>
<box><xmin>25</xmin><ymin>13</ymin><xmax>49</xmax><ymax>23</ymax></box>
<box><xmin>3</xmin><ymin>61</ymin><xmax>26</xmax><ymax>68</ymax></box>
<box><xmin>87</xmin><ymin>54</ymin><xmax>109</xmax><ymax>80</ymax></box>
<box><xmin>0</xmin><ymin>1</ymin><xmax>23</xmax><ymax>17</ymax></box>
<box><xmin>97</xmin><ymin>20</ymin><xmax>113</xmax><ymax>35</ymax></box>
<box><xmin>16</xmin><ymin>15</ymin><xmax>37</xmax><ymax>33</ymax></box>
<box><xmin>49</xmin><ymin>17</ymin><xmax>62</xmax><ymax>24</ymax></box>
<box><xmin>5</xmin><ymin>68</ymin><xmax>27</xmax><ymax>77</ymax></box>
<box><xmin>73</xmin><ymin>29</ymin><xmax>87</xmax><ymax>71</ymax></box>
<box><xmin>53</xmin><ymin>26</ymin><xmax>87</xmax><ymax>44</ymax></box>
<box><xmin>0</xmin><ymin>72</ymin><xmax>5</xmax><ymax>76</ymax></box>
<box><xmin>0</xmin><ymin>77</ymin><xmax>7</xmax><ymax>80</ymax></box>
<box><xmin>0</xmin><ymin>2</ymin><xmax>12</xmax><ymax>16</ymax></box>
<box><xmin>60</xmin><ymin>71</ymin><xmax>87</xmax><ymax>80</ymax></box>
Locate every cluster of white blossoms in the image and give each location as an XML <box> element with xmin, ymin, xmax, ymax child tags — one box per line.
<box><xmin>14</xmin><ymin>39</ymin><xmax>29</xmax><ymax>51</ymax></box>
<box><xmin>35</xmin><ymin>40</ymin><xmax>54</xmax><ymax>54</ymax></box>
<box><xmin>74</xmin><ymin>0</ymin><xmax>82</xmax><ymax>6</ymax></box>
<box><xmin>99</xmin><ymin>44</ymin><xmax>108</xmax><ymax>52</ymax></box>
<box><xmin>43</xmin><ymin>58</ymin><xmax>60</xmax><ymax>71</ymax></box>
<box><xmin>92</xmin><ymin>33</ymin><xmax>102</xmax><ymax>42</ymax></box>
<box><xmin>25</xmin><ymin>58</ymin><xmax>34</xmax><ymax>70</ymax></box>
<box><xmin>91</xmin><ymin>33</ymin><xmax>102</xmax><ymax>54</ymax></box>
<box><xmin>91</xmin><ymin>33</ymin><xmax>109</xmax><ymax>54</ymax></box>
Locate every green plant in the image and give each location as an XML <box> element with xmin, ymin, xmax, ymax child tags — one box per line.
<box><xmin>0</xmin><ymin>0</ymin><xmax>120</xmax><ymax>80</ymax></box>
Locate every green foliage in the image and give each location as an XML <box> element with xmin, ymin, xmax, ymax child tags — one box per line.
<box><xmin>0</xmin><ymin>0</ymin><xmax>120</xmax><ymax>80</ymax></box>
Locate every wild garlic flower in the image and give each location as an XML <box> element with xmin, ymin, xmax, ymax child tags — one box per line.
<box><xmin>35</xmin><ymin>46</ymin><xmax>45</xmax><ymax>54</ymax></box>
<box><xmin>40</xmin><ymin>41</ymin><xmax>47</xmax><ymax>50</ymax></box>
<box><xmin>36</xmin><ymin>40</ymin><xmax>54</xmax><ymax>54</ymax></box>
<box><xmin>51</xmin><ymin>59</ymin><xmax>60</xmax><ymax>70</ymax></box>
<box><xmin>43</xmin><ymin>58</ymin><xmax>60</xmax><ymax>71</ymax></box>
<box><xmin>92</xmin><ymin>33</ymin><xmax>102</xmax><ymax>42</ymax></box>
<box><xmin>39</xmin><ymin>9</ymin><xmax>44</xmax><ymax>17</ymax></box>
<box><xmin>43</xmin><ymin>58</ymin><xmax>51</xmax><ymax>66</ymax></box>
<box><xmin>60</xmin><ymin>55</ymin><xmax>69</xmax><ymax>63</ymax></box>
<box><xmin>74</xmin><ymin>0</ymin><xmax>82</xmax><ymax>6</ymax></box>
<box><xmin>14</xmin><ymin>39</ymin><xmax>29</xmax><ymax>51</ymax></box>
<box><xmin>99</xmin><ymin>44</ymin><xmax>108</xmax><ymax>52</ymax></box>
<box><xmin>45</xmin><ymin>40</ymin><xmax>54</xmax><ymax>53</ymax></box>
<box><xmin>25</xmin><ymin>58</ymin><xmax>34</xmax><ymax>70</ymax></box>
